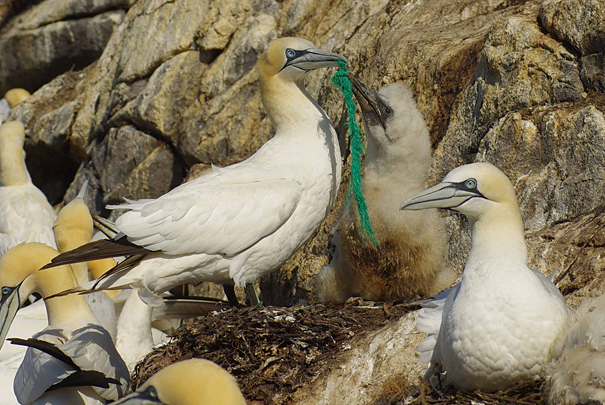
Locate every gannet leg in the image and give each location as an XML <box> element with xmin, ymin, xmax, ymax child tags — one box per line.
<box><xmin>245</xmin><ymin>284</ymin><xmax>262</xmax><ymax>307</ymax></box>
<box><xmin>223</xmin><ymin>285</ymin><xmax>240</xmax><ymax>307</ymax></box>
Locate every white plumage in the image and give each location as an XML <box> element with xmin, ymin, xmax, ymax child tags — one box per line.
<box><xmin>401</xmin><ymin>162</ymin><xmax>569</xmax><ymax>391</ymax></box>
<box><xmin>47</xmin><ymin>37</ymin><xmax>346</xmax><ymax>305</ymax></box>
<box><xmin>0</xmin><ymin>121</ymin><xmax>56</xmax><ymax>255</ymax></box>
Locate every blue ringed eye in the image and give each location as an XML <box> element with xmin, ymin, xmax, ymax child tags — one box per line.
<box><xmin>2</xmin><ymin>287</ymin><xmax>11</xmax><ymax>295</ymax></box>
<box><xmin>285</xmin><ymin>48</ymin><xmax>296</xmax><ymax>59</ymax></box>
<box><xmin>464</xmin><ymin>178</ymin><xmax>477</xmax><ymax>190</ymax></box>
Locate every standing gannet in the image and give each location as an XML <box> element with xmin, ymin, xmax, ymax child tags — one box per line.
<box><xmin>317</xmin><ymin>78</ymin><xmax>452</xmax><ymax>303</ymax></box>
<box><xmin>0</xmin><ymin>121</ymin><xmax>56</xmax><ymax>254</ymax></box>
<box><xmin>53</xmin><ymin>182</ymin><xmax>117</xmax><ymax>339</ymax></box>
<box><xmin>113</xmin><ymin>359</ymin><xmax>246</xmax><ymax>405</ymax></box>
<box><xmin>0</xmin><ymin>243</ymin><xmax>129</xmax><ymax>404</ymax></box>
<box><xmin>400</xmin><ymin>162</ymin><xmax>569</xmax><ymax>391</ymax></box>
<box><xmin>43</xmin><ymin>37</ymin><xmax>345</xmax><ymax>306</ymax></box>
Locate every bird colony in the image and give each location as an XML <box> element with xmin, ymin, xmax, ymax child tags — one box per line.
<box><xmin>0</xmin><ymin>34</ymin><xmax>602</xmax><ymax>405</ymax></box>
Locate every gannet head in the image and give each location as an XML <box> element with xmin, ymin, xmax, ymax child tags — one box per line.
<box><xmin>351</xmin><ymin>77</ymin><xmax>431</xmax><ymax>164</ymax></box>
<box><xmin>112</xmin><ymin>359</ymin><xmax>246</xmax><ymax>405</ymax></box>
<box><xmin>0</xmin><ymin>243</ymin><xmax>74</xmax><ymax>350</ymax></box>
<box><xmin>4</xmin><ymin>88</ymin><xmax>30</xmax><ymax>108</ymax></box>
<box><xmin>400</xmin><ymin>162</ymin><xmax>519</xmax><ymax>222</ymax></box>
<box><xmin>258</xmin><ymin>37</ymin><xmax>347</xmax><ymax>82</ymax></box>
<box><xmin>53</xmin><ymin>180</ymin><xmax>93</xmax><ymax>252</ymax></box>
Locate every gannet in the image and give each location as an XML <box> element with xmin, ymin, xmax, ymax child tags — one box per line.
<box><xmin>0</xmin><ymin>121</ymin><xmax>56</xmax><ymax>254</ymax></box>
<box><xmin>400</xmin><ymin>162</ymin><xmax>569</xmax><ymax>391</ymax></box>
<box><xmin>53</xmin><ymin>182</ymin><xmax>117</xmax><ymax>339</ymax></box>
<box><xmin>544</xmin><ymin>294</ymin><xmax>605</xmax><ymax>404</ymax></box>
<box><xmin>317</xmin><ymin>78</ymin><xmax>451</xmax><ymax>303</ymax></box>
<box><xmin>0</xmin><ymin>243</ymin><xmax>129</xmax><ymax>404</ymax></box>
<box><xmin>43</xmin><ymin>37</ymin><xmax>345</xmax><ymax>306</ymax></box>
<box><xmin>4</xmin><ymin>89</ymin><xmax>30</xmax><ymax>109</ymax></box>
<box><xmin>113</xmin><ymin>359</ymin><xmax>246</xmax><ymax>405</ymax></box>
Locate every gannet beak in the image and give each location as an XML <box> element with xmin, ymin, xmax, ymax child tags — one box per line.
<box><xmin>111</xmin><ymin>386</ymin><xmax>163</xmax><ymax>404</ymax></box>
<box><xmin>284</xmin><ymin>48</ymin><xmax>348</xmax><ymax>71</ymax></box>
<box><xmin>400</xmin><ymin>181</ymin><xmax>485</xmax><ymax>211</ymax></box>
<box><xmin>0</xmin><ymin>283</ymin><xmax>21</xmax><ymax>349</ymax></box>
<box><xmin>350</xmin><ymin>75</ymin><xmax>388</xmax><ymax>131</ymax></box>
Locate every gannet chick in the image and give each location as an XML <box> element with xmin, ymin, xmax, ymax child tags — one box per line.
<box><xmin>53</xmin><ymin>182</ymin><xmax>117</xmax><ymax>339</ymax></box>
<box><xmin>4</xmin><ymin>89</ymin><xmax>30</xmax><ymax>108</ymax></box>
<box><xmin>43</xmin><ymin>37</ymin><xmax>345</xmax><ymax>306</ymax></box>
<box><xmin>0</xmin><ymin>121</ymin><xmax>56</xmax><ymax>254</ymax></box>
<box><xmin>0</xmin><ymin>243</ymin><xmax>129</xmax><ymax>404</ymax></box>
<box><xmin>400</xmin><ymin>162</ymin><xmax>569</xmax><ymax>392</ymax></box>
<box><xmin>113</xmin><ymin>359</ymin><xmax>246</xmax><ymax>405</ymax></box>
<box><xmin>544</xmin><ymin>294</ymin><xmax>605</xmax><ymax>404</ymax></box>
<box><xmin>317</xmin><ymin>79</ymin><xmax>451</xmax><ymax>303</ymax></box>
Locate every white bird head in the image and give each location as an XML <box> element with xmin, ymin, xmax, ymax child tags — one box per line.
<box><xmin>257</xmin><ymin>37</ymin><xmax>347</xmax><ymax>83</ymax></box>
<box><xmin>400</xmin><ymin>162</ymin><xmax>519</xmax><ymax>222</ymax></box>
<box><xmin>112</xmin><ymin>358</ymin><xmax>246</xmax><ymax>405</ymax></box>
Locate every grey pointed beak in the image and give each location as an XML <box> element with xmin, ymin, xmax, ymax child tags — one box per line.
<box><xmin>350</xmin><ymin>75</ymin><xmax>388</xmax><ymax>131</ymax></box>
<box><xmin>76</xmin><ymin>179</ymin><xmax>89</xmax><ymax>201</ymax></box>
<box><xmin>288</xmin><ymin>48</ymin><xmax>348</xmax><ymax>70</ymax></box>
<box><xmin>0</xmin><ymin>284</ymin><xmax>22</xmax><ymax>350</ymax></box>
<box><xmin>400</xmin><ymin>182</ymin><xmax>481</xmax><ymax>211</ymax></box>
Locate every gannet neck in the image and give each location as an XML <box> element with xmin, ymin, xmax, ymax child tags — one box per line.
<box><xmin>0</xmin><ymin>124</ymin><xmax>30</xmax><ymax>186</ymax></box>
<box><xmin>467</xmin><ymin>201</ymin><xmax>527</xmax><ymax>269</ymax></box>
<box><xmin>260</xmin><ymin>75</ymin><xmax>326</xmax><ymax>135</ymax></box>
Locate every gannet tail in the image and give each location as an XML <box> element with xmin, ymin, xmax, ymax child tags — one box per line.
<box><xmin>40</xmin><ymin>238</ymin><xmax>148</xmax><ymax>270</ymax></box>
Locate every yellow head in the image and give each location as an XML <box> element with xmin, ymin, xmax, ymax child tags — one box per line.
<box><xmin>113</xmin><ymin>359</ymin><xmax>246</xmax><ymax>405</ymax></box>
<box><xmin>4</xmin><ymin>88</ymin><xmax>30</xmax><ymax>108</ymax></box>
<box><xmin>53</xmin><ymin>186</ymin><xmax>93</xmax><ymax>253</ymax></box>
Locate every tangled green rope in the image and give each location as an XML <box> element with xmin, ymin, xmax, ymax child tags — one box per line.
<box><xmin>331</xmin><ymin>60</ymin><xmax>378</xmax><ymax>246</ymax></box>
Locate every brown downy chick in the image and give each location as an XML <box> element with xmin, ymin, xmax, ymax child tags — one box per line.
<box><xmin>318</xmin><ymin>79</ymin><xmax>455</xmax><ymax>303</ymax></box>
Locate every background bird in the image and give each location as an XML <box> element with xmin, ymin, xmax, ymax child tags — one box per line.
<box><xmin>42</xmin><ymin>37</ymin><xmax>346</xmax><ymax>307</ymax></box>
<box><xmin>402</xmin><ymin>162</ymin><xmax>569</xmax><ymax>392</ymax></box>
<box><xmin>0</xmin><ymin>121</ymin><xmax>56</xmax><ymax>255</ymax></box>
<box><xmin>112</xmin><ymin>358</ymin><xmax>246</xmax><ymax>405</ymax></box>
<box><xmin>317</xmin><ymin>78</ymin><xmax>453</xmax><ymax>303</ymax></box>
<box><xmin>0</xmin><ymin>243</ymin><xmax>129</xmax><ymax>404</ymax></box>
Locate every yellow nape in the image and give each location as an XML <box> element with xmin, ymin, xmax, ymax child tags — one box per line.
<box><xmin>0</xmin><ymin>121</ymin><xmax>30</xmax><ymax>186</ymax></box>
<box><xmin>88</xmin><ymin>258</ymin><xmax>121</xmax><ymax>298</ymax></box>
<box><xmin>140</xmin><ymin>359</ymin><xmax>246</xmax><ymax>405</ymax></box>
<box><xmin>53</xmin><ymin>196</ymin><xmax>94</xmax><ymax>253</ymax></box>
<box><xmin>4</xmin><ymin>88</ymin><xmax>30</xmax><ymax>108</ymax></box>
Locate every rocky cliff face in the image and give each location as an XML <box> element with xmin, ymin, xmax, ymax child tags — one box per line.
<box><xmin>1</xmin><ymin>0</ymin><xmax>604</xmax><ymax>402</ymax></box>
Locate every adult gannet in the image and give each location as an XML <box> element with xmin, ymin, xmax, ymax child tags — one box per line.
<box><xmin>0</xmin><ymin>121</ymin><xmax>56</xmax><ymax>254</ymax></box>
<box><xmin>53</xmin><ymin>182</ymin><xmax>117</xmax><ymax>339</ymax></box>
<box><xmin>317</xmin><ymin>78</ymin><xmax>451</xmax><ymax>303</ymax></box>
<box><xmin>401</xmin><ymin>162</ymin><xmax>569</xmax><ymax>392</ymax></box>
<box><xmin>43</xmin><ymin>37</ymin><xmax>345</xmax><ymax>306</ymax></box>
<box><xmin>113</xmin><ymin>359</ymin><xmax>246</xmax><ymax>405</ymax></box>
<box><xmin>0</xmin><ymin>243</ymin><xmax>129</xmax><ymax>404</ymax></box>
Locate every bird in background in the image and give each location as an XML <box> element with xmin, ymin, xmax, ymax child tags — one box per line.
<box><xmin>112</xmin><ymin>359</ymin><xmax>246</xmax><ymax>405</ymax></box>
<box><xmin>544</xmin><ymin>293</ymin><xmax>605</xmax><ymax>404</ymax></box>
<box><xmin>0</xmin><ymin>121</ymin><xmax>56</xmax><ymax>255</ymax></box>
<box><xmin>317</xmin><ymin>77</ymin><xmax>454</xmax><ymax>304</ymax></box>
<box><xmin>0</xmin><ymin>243</ymin><xmax>129</xmax><ymax>404</ymax></box>
<box><xmin>0</xmin><ymin>89</ymin><xmax>30</xmax><ymax>126</ymax></box>
<box><xmin>42</xmin><ymin>37</ymin><xmax>346</xmax><ymax>307</ymax></box>
<box><xmin>401</xmin><ymin>162</ymin><xmax>569</xmax><ymax>391</ymax></box>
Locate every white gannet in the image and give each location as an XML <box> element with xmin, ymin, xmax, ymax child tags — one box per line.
<box><xmin>53</xmin><ymin>182</ymin><xmax>117</xmax><ymax>339</ymax></box>
<box><xmin>0</xmin><ymin>243</ymin><xmax>129</xmax><ymax>404</ymax></box>
<box><xmin>544</xmin><ymin>294</ymin><xmax>605</xmax><ymax>404</ymax></box>
<box><xmin>43</xmin><ymin>37</ymin><xmax>345</xmax><ymax>306</ymax></box>
<box><xmin>317</xmin><ymin>78</ymin><xmax>452</xmax><ymax>303</ymax></box>
<box><xmin>113</xmin><ymin>358</ymin><xmax>246</xmax><ymax>405</ymax></box>
<box><xmin>4</xmin><ymin>89</ymin><xmax>30</xmax><ymax>109</ymax></box>
<box><xmin>0</xmin><ymin>121</ymin><xmax>56</xmax><ymax>254</ymax></box>
<box><xmin>400</xmin><ymin>162</ymin><xmax>569</xmax><ymax>392</ymax></box>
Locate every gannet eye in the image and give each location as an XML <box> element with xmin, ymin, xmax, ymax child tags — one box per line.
<box><xmin>1</xmin><ymin>287</ymin><xmax>10</xmax><ymax>296</ymax></box>
<box><xmin>384</xmin><ymin>106</ymin><xmax>393</xmax><ymax>115</ymax></box>
<box><xmin>148</xmin><ymin>386</ymin><xmax>158</xmax><ymax>398</ymax></box>
<box><xmin>285</xmin><ymin>48</ymin><xmax>296</xmax><ymax>59</ymax></box>
<box><xmin>464</xmin><ymin>178</ymin><xmax>477</xmax><ymax>190</ymax></box>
